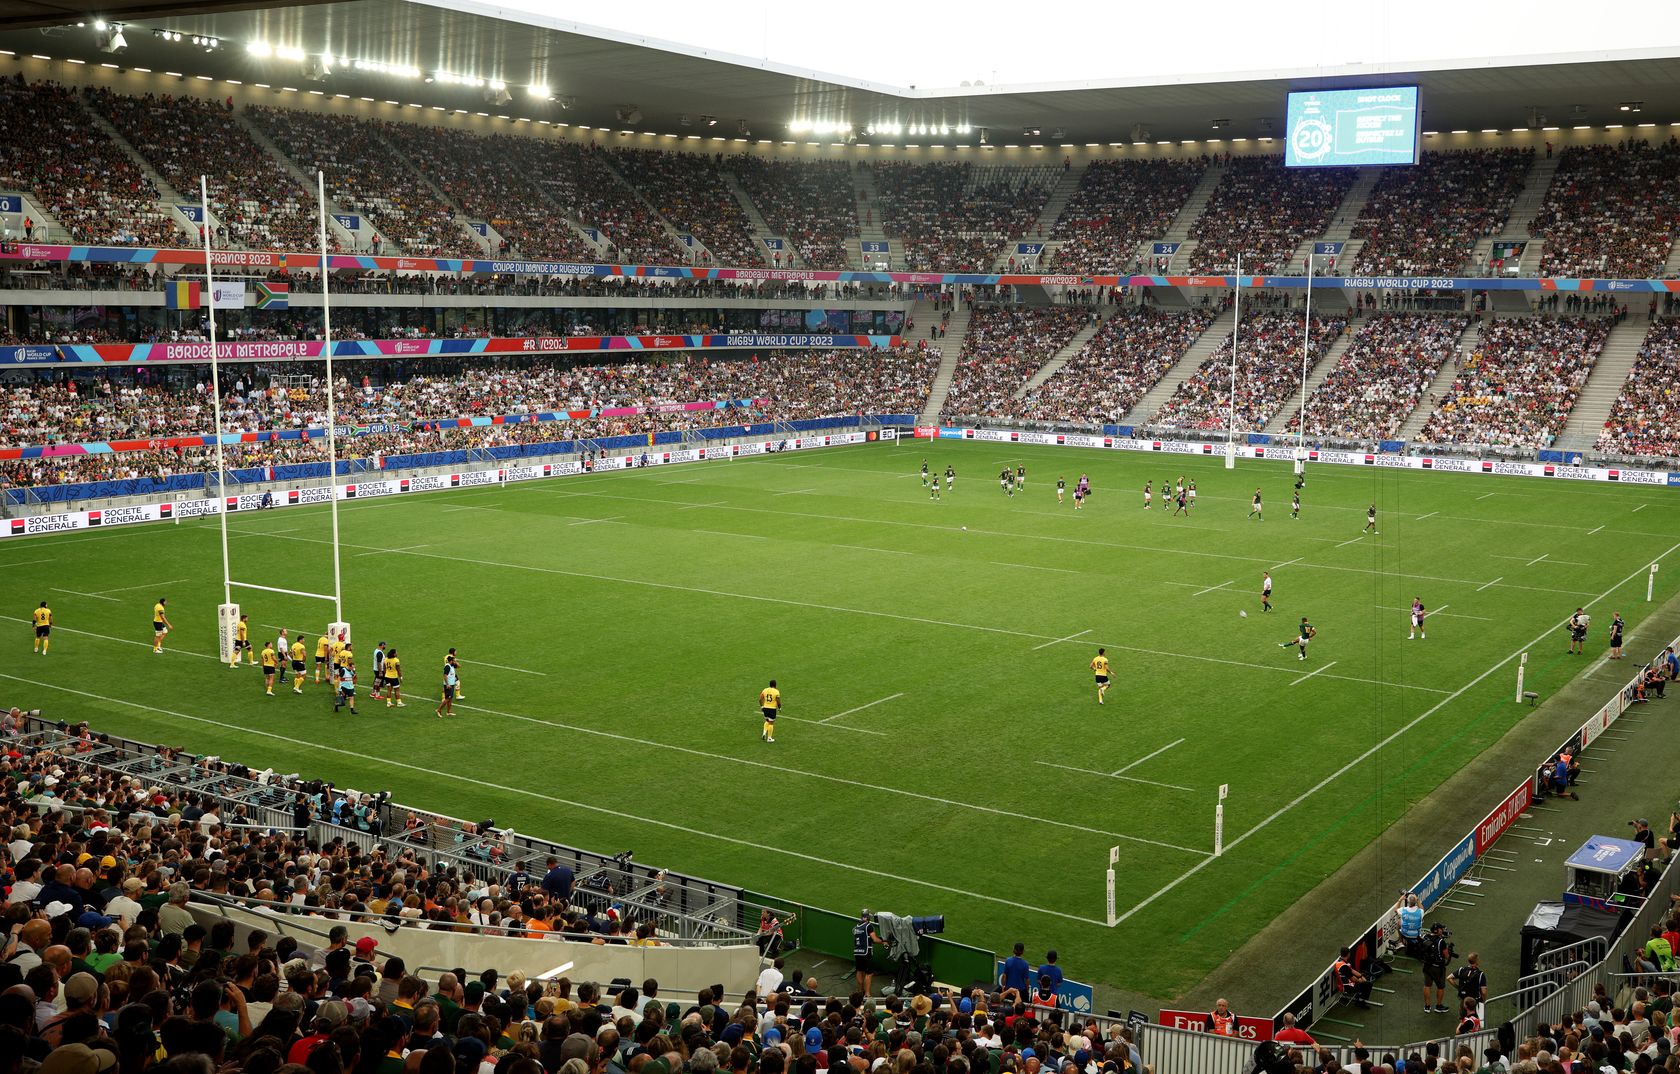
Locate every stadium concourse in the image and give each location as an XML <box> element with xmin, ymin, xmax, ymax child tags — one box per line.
<box><xmin>8</xmin><ymin>3</ymin><xmax>1680</xmax><ymax>1072</ymax></box>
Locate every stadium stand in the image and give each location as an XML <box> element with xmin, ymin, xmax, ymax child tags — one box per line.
<box><xmin>1047</xmin><ymin>159</ymin><xmax>1206</xmax><ymax>274</ymax></box>
<box><xmin>89</xmin><ymin>89</ymin><xmax>329</xmax><ymax>253</ymax></box>
<box><xmin>1287</xmin><ymin>313</ymin><xmax>1471</xmax><ymax>441</ymax></box>
<box><xmin>245</xmin><ymin>107</ymin><xmax>481</xmax><ymax>258</ymax></box>
<box><xmin>1531</xmin><ymin>141</ymin><xmax>1680</xmax><ymax>279</ymax></box>
<box><xmin>872</xmin><ymin>162</ymin><xmax>1054</xmax><ymax>272</ymax></box>
<box><xmin>1187</xmin><ymin>156</ymin><xmax>1356</xmax><ymax>274</ymax></box>
<box><xmin>608</xmin><ymin>149</ymin><xmax>762</xmax><ymax>266</ymax></box>
<box><xmin>943</xmin><ymin>306</ymin><xmax>1092</xmax><ymax>416</ymax></box>
<box><xmin>1351</xmin><ymin>149</ymin><xmax>1532</xmax><ymax>276</ymax></box>
<box><xmin>1148</xmin><ymin>311</ymin><xmax>1349</xmax><ymax>431</ymax></box>
<box><xmin>0</xmin><ymin>82</ymin><xmax>179</xmax><ymax>248</ymax></box>
<box><xmin>1004</xmin><ymin>307</ymin><xmax>1219</xmax><ymax>423</ymax></box>
<box><xmin>1594</xmin><ymin>318</ymin><xmax>1680</xmax><ymax>459</ymax></box>
<box><xmin>729</xmin><ymin>157</ymin><xmax>858</xmax><ymax>269</ymax></box>
<box><xmin>1418</xmin><ymin>315</ymin><xmax>1613</xmax><ymax>448</ymax></box>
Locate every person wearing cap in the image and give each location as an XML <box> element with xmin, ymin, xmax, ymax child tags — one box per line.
<box><xmin>102</xmin><ymin>878</ymin><xmax>144</xmax><ymax>930</ymax></box>
<box><xmin>354</xmin><ymin>934</ymin><xmax>380</xmax><ymax>968</ymax></box>
<box><xmin>40</xmin><ymin>971</ymin><xmax>102</xmax><ymax>1048</ymax></box>
<box><xmin>1421</xmin><ymin>921</ymin><xmax>1455</xmax><ymax>1013</ymax></box>
<box><xmin>38</xmin><ymin>1043</ymin><xmax>117</xmax><ymax>1074</ymax></box>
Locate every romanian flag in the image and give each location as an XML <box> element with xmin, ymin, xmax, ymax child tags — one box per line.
<box><xmin>163</xmin><ymin>280</ymin><xmax>201</xmax><ymax>310</ymax></box>
<box><xmin>254</xmin><ymin>281</ymin><xmax>289</xmax><ymax>310</ymax></box>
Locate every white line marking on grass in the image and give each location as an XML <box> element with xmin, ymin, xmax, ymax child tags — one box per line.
<box><xmin>459</xmin><ymin>658</ymin><xmax>546</xmax><ymax>677</ymax></box>
<box><xmin>774</xmin><ymin>716</ymin><xmax>886</xmax><ymax>737</ymax></box>
<box><xmin>231</xmin><ymin>527</ymin><xmax>299</xmax><ymax>539</ymax></box>
<box><xmin>1111</xmin><ymin>534</ymin><xmax>1680</xmax><ymax>926</ymax></box>
<box><xmin>567</xmin><ymin>516</ymin><xmax>624</xmax><ymax>526</ymax></box>
<box><xmin>1291</xmin><ymin>660</ymin><xmax>1339</xmax><ymax>687</ymax></box>
<box><xmin>1112</xmin><ymin>738</ymin><xmax>1185</xmax><ymax>776</ymax></box>
<box><xmin>354</xmin><ymin>544</ymin><xmax>429</xmax><ymax>557</ymax></box>
<box><xmin>1477</xmin><ymin>576</ymin><xmax>1504</xmax><ymax>592</ymax></box>
<box><xmin>1416</xmin><ymin>511</ymin><xmax>1438</xmax><ymax>521</ymax></box>
<box><xmin>1634</xmin><ymin>504</ymin><xmax>1648</xmax><ymax>513</ymax></box>
<box><xmin>1588</xmin><ymin>525</ymin><xmax>1605</xmax><ymax>535</ymax></box>
<box><xmin>1031</xmin><ymin>629</ymin><xmax>1091</xmax><ymax>651</ymax></box>
<box><xmin>675</xmin><ymin>501</ymin><xmax>727</xmax><ymax>512</ymax></box>
<box><xmin>1269</xmin><ymin>557</ymin><xmax>1305</xmax><ymax>571</ymax></box>
<box><xmin>0</xmin><ymin>673</ymin><xmax>1112</xmax><ymax>928</ymax></box>
<box><xmin>50</xmin><ymin>588</ymin><xmax>120</xmax><ymax>602</ymax></box>
<box><xmin>439</xmin><ymin>504</ymin><xmax>502</xmax><ymax>513</ymax></box>
<box><xmin>991</xmin><ymin>561</ymin><xmax>1079</xmax><ymax>575</ymax></box>
<box><xmin>1192</xmin><ymin>580</ymin><xmax>1235</xmax><ymax>597</ymax></box>
<box><xmin>1528</xmin><ymin>554</ymin><xmax>1549</xmax><ymax>566</ymax></box>
<box><xmin>819</xmin><ymin>693</ymin><xmax>906</xmax><ymax>724</ymax></box>
<box><xmin>93</xmin><ymin>578</ymin><xmax>191</xmax><ymax>595</ymax></box>
<box><xmin>226</xmin><ymin>532</ymin><xmax>1455</xmax><ymax>696</ymax></box>
<box><xmin>773</xmin><ymin>488</ymin><xmax>818</xmax><ymax>496</ymax></box>
<box><xmin>1377</xmin><ymin>605</ymin><xmax>1492</xmax><ymax>622</ymax></box>
<box><xmin>0</xmin><ymin>559</ymin><xmax>54</xmax><ymax>569</ymax></box>
<box><xmin>693</xmin><ymin>529</ymin><xmax>766</xmax><ymax>540</ymax></box>
<box><xmin>1476</xmin><ymin>492</ymin><xmax>1496</xmax><ymax>501</ymax></box>
<box><xmin>1335</xmin><ymin>535</ymin><xmax>1364</xmax><ymax>548</ymax></box>
<box><xmin>840</xmin><ymin>545</ymin><xmax>913</xmax><ymax>556</ymax></box>
<box><xmin>1035</xmin><ymin>760</ymin><xmax>1193</xmax><ymax>794</ymax></box>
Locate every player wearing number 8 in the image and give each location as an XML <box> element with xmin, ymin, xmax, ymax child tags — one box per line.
<box><xmin>151</xmin><ymin>598</ymin><xmax>171</xmax><ymax>654</ymax></box>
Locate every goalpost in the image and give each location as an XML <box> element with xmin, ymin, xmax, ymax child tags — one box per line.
<box><xmin>206</xmin><ymin>172</ymin><xmax>350</xmax><ymax>662</ymax></box>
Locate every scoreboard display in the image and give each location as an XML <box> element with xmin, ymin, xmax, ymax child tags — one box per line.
<box><xmin>1284</xmin><ymin>85</ymin><xmax>1421</xmax><ymax>168</ymax></box>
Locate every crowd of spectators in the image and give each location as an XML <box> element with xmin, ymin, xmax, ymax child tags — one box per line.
<box><xmin>1532</xmin><ymin>140</ymin><xmax>1680</xmax><ymax>278</ymax></box>
<box><xmin>730</xmin><ymin>158</ymin><xmax>857</xmax><ymax>269</ymax></box>
<box><xmin>1419</xmin><ymin>315</ymin><xmax>1612</xmax><ymax>449</ymax></box>
<box><xmin>1148</xmin><ymin>311</ymin><xmax>1348</xmax><ymax>431</ymax></box>
<box><xmin>0</xmin><ymin>346</ymin><xmax>937</xmax><ymax>489</ymax></box>
<box><xmin>1352</xmin><ymin>149</ymin><xmax>1532</xmax><ymax>277</ymax></box>
<box><xmin>1595</xmin><ymin>318</ymin><xmax>1680</xmax><ymax>458</ymax></box>
<box><xmin>0</xmin><ymin>80</ymin><xmax>179</xmax><ymax>248</ymax></box>
<box><xmin>943</xmin><ymin>306</ymin><xmax>1092</xmax><ymax>417</ymax></box>
<box><xmin>1047</xmin><ymin>160</ymin><xmax>1205</xmax><ymax>274</ymax></box>
<box><xmin>608</xmin><ymin>151</ymin><xmax>761</xmax><ymax>267</ymax></box>
<box><xmin>90</xmin><ymin>89</ymin><xmax>329</xmax><ymax>253</ymax></box>
<box><xmin>1188</xmin><ymin>157</ymin><xmax>1356</xmax><ymax>274</ymax></box>
<box><xmin>1286</xmin><ymin>313</ymin><xmax>1471</xmax><ymax>441</ymax></box>
<box><xmin>247</xmin><ymin>108</ymin><xmax>481</xmax><ymax>259</ymax></box>
<box><xmin>1003</xmin><ymin>308</ymin><xmax>1218</xmax><ymax>423</ymax></box>
<box><xmin>873</xmin><ymin>164</ymin><xmax>1054</xmax><ymax>272</ymax></box>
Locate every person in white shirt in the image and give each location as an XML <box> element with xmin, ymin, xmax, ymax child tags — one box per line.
<box><xmin>6</xmin><ymin>859</ymin><xmax>43</xmax><ymax>905</ymax></box>
<box><xmin>102</xmin><ymin>877</ymin><xmax>145</xmax><ymax>928</ymax></box>
<box><xmin>756</xmin><ymin>957</ymin><xmax>786</xmax><ymax>996</ymax></box>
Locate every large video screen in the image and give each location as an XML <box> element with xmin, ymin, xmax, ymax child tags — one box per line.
<box><xmin>1284</xmin><ymin>86</ymin><xmax>1420</xmax><ymax>168</ymax></box>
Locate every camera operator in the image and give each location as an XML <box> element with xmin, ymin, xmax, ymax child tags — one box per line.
<box><xmin>1421</xmin><ymin>921</ymin><xmax>1457</xmax><ymax>1014</ymax></box>
<box><xmin>1450</xmin><ymin>951</ymin><xmax>1487</xmax><ymax>1022</ymax></box>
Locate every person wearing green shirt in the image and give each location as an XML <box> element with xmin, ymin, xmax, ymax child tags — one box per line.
<box><xmin>1643</xmin><ymin>925</ymin><xmax>1675</xmax><ymax>972</ymax></box>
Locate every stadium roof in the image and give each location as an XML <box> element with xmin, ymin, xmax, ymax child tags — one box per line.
<box><xmin>7</xmin><ymin>0</ymin><xmax>1680</xmax><ymax>146</ymax></box>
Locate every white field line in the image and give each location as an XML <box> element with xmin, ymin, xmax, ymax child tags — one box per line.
<box><xmin>1588</xmin><ymin>525</ymin><xmax>1605</xmax><ymax>535</ymax></box>
<box><xmin>991</xmin><ymin>561</ymin><xmax>1079</xmax><ymax>575</ymax></box>
<box><xmin>439</xmin><ymin>504</ymin><xmax>502</xmax><ymax>513</ymax></box>
<box><xmin>675</xmin><ymin>501</ymin><xmax>728</xmax><ymax>512</ymax></box>
<box><xmin>818</xmin><ymin>693</ymin><xmax>907</xmax><ymax>724</ymax></box>
<box><xmin>1416</xmin><ymin>511</ymin><xmax>1438</xmax><ymax>521</ymax></box>
<box><xmin>0</xmin><ymin>671</ymin><xmax>1112</xmax><ymax>927</ymax></box>
<box><xmin>354</xmin><ymin>544</ymin><xmax>429</xmax><ymax>557</ymax></box>
<box><xmin>1634</xmin><ymin>504</ymin><xmax>1648</xmax><ymax>513</ymax></box>
<box><xmin>1476</xmin><ymin>492</ymin><xmax>1496</xmax><ymax>501</ymax></box>
<box><xmin>50</xmin><ymin>588</ymin><xmax>120</xmax><ymax>602</ymax></box>
<box><xmin>773</xmin><ymin>715</ymin><xmax>886</xmax><ymax>737</ymax></box>
<box><xmin>1110</xmin><ymin>534</ymin><xmax>1680</xmax><ymax>926</ymax></box>
<box><xmin>1112</xmin><ymin>738</ymin><xmax>1185</xmax><ymax>776</ymax></box>
<box><xmin>566</xmin><ymin>516</ymin><xmax>625</xmax><ymax>526</ymax></box>
<box><xmin>1376</xmin><ymin>605</ymin><xmax>1492</xmax><ymax>622</ymax></box>
<box><xmin>1031</xmin><ymin>629</ymin><xmax>1092</xmax><ymax>651</ymax></box>
<box><xmin>458</xmin><ymin>658</ymin><xmax>547</xmax><ymax>677</ymax></box>
<box><xmin>1335</xmin><ymin>535</ymin><xmax>1365</xmax><ymax>548</ymax></box>
<box><xmin>1269</xmin><ymin>556</ymin><xmax>1305</xmax><ymax>571</ymax></box>
<box><xmin>773</xmin><ymin>488</ymin><xmax>819</xmax><ymax>496</ymax></box>
<box><xmin>692</xmin><ymin>529</ymin><xmax>766</xmax><ymax>540</ymax></box>
<box><xmin>839</xmin><ymin>545</ymin><xmax>913</xmax><ymax>556</ymax></box>
<box><xmin>1035</xmin><ymin>760</ymin><xmax>1194</xmax><ymax>794</ymax></box>
<box><xmin>0</xmin><ymin>559</ymin><xmax>55</xmax><ymax>568</ymax></box>
<box><xmin>94</xmin><ymin>578</ymin><xmax>191</xmax><ymax>594</ymax></box>
<box><xmin>1477</xmin><ymin>576</ymin><xmax>1504</xmax><ymax>592</ymax></box>
<box><xmin>1291</xmin><ymin>660</ymin><xmax>1339</xmax><ymax>687</ymax></box>
<box><xmin>1528</xmin><ymin>553</ymin><xmax>1549</xmax><ymax>566</ymax></box>
<box><xmin>1192</xmin><ymin>580</ymin><xmax>1235</xmax><ymax>597</ymax></box>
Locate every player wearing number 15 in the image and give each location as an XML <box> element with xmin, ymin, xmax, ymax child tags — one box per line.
<box><xmin>151</xmin><ymin>598</ymin><xmax>172</xmax><ymax>654</ymax></box>
<box><xmin>1091</xmin><ymin>648</ymin><xmax>1111</xmax><ymax>706</ymax></box>
<box><xmin>31</xmin><ymin>602</ymin><xmax>52</xmax><ymax>655</ymax></box>
<box><xmin>759</xmin><ymin>680</ymin><xmax>781</xmax><ymax>743</ymax></box>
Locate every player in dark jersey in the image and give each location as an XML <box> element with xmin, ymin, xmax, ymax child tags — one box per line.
<box><xmin>945</xmin><ymin>465</ymin><xmax>956</xmax><ymax>490</ymax></box>
<box><xmin>1279</xmin><ymin>617</ymin><xmax>1317</xmax><ymax>660</ymax></box>
<box><xmin>1015</xmin><ymin>464</ymin><xmax>1026</xmax><ymax>490</ymax></box>
<box><xmin>1248</xmin><ymin>488</ymin><xmax>1264</xmax><ymax>521</ymax></box>
<box><xmin>1143</xmin><ymin>480</ymin><xmax>1152</xmax><ymax>510</ymax></box>
<box><xmin>921</xmin><ymin>459</ymin><xmax>929</xmax><ymax>486</ymax></box>
<box><xmin>1057</xmin><ymin>477</ymin><xmax>1067</xmax><ymax>504</ymax></box>
<box><xmin>1364</xmin><ymin>503</ymin><xmax>1378</xmax><ymax>534</ymax></box>
<box><xmin>1291</xmin><ymin>490</ymin><xmax>1301</xmax><ymax>518</ymax></box>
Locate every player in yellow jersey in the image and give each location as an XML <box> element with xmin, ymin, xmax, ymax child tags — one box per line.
<box><xmin>151</xmin><ymin>598</ymin><xmax>171</xmax><ymax>654</ymax></box>
<box><xmin>289</xmin><ymin>637</ymin><xmax>308</xmax><ymax>695</ymax></box>
<box><xmin>1090</xmin><ymin>647</ymin><xmax>1111</xmax><ymax>705</ymax></box>
<box><xmin>329</xmin><ymin>635</ymin><xmax>347</xmax><ymax>685</ymax></box>
<box><xmin>260</xmin><ymin>642</ymin><xmax>278</xmax><ymax>695</ymax></box>
<box><xmin>230</xmin><ymin>614</ymin><xmax>253</xmax><ymax>668</ymax></box>
<box><xmin>383</xmin><ymin>648</ymin><xmax>404</xmax><ymax>707</ymax></box>
<box><xmin>333</xmin><ymin>635</ymin><xmax>353</xmax><ymax>685</ymax></box>
<box><xmin>314</xmin><ymin>633</ymin><xmax>331</xmax><ymax>683</ymax></box>
<box><xmin>32</xmin><ymin>601</ymin><xmax>52</xmax><ymax>655</ymax></box>
<box><xmin>759</xmin><ymin>679</ymin><xmax>781</xmax><ymax>743</ymax></box>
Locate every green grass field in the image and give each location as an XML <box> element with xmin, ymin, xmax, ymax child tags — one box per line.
<box><xmin>4</xmin><ymin>441</ymin><xmax>1678</xmax><ymax>1002</ymax></box>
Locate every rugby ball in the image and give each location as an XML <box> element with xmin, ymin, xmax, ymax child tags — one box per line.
<box><xmin>1239</xmin><ymin>610</ymin><xmax>1248</xmax><ymax>618</ymax></box>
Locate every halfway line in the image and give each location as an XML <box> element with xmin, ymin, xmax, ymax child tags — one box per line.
<box><xmin>1032</xmin><ymin>628</ymin><xmax>1092</xmax><ymax>651</ymax></box>
<box><xmin>1291</xmin><ymin>660</ymin><xmax>1339</xmax><ymax>687</ymax></box>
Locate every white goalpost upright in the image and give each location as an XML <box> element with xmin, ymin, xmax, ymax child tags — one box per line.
<box><xmin>206</xmin><ymin>171</ymin><xmax>350</xmax><ymax>662</ymax></box>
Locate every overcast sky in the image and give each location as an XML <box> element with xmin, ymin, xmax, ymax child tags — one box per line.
<box><xmin>477</xmin><ymin>1</ymin><xmax>1679</xmax><ymax>90</ymax></box>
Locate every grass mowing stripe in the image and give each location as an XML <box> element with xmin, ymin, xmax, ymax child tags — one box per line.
<box><xmin>0</xmin><ymin>671</ymin><xmax>1114</xmax><ymax>928</ymax></box>
<box><xmin>1114</xmin><ymin>534</ymin><xmax>1680</xmax><ymax>926</ymax></box>
<box><xmin>1178</xmin><ymin>648</ymin><xmax>1579</xmax><ymax>940</ymax></box>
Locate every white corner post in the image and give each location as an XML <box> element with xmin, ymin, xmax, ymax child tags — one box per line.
<box><xmin>1515</xmin><ymin>652</ymin><xmax>1528</xmax><ymax>703</ymax></box>
<box><xmin>1215</xmin><ymin>783</ymin><xmax>1229</xmax><ymax>856</ymax></box>
<box><xmin>1650</xmin><ymin>562</ymin><xmax>1660</xmax><ymax>603</ymax></box>
<box><xmin>1105</xmin><ymin>845</ymin><xmax>1119</xmax><ymax>927</ymax></box>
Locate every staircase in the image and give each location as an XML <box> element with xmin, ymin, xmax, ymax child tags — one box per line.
<box><xmin>77</xmin><ymin>101</ymin><xmax>200</xmax><ymax>244</ymax></box>
<box><xmin>1119</xmin><ymin>309</ymin><xmax>1236</xmax><ymax>426</ymax></box>
<box><xmin>1661</xmin><ymin>238</ymin><xmax>1680</xmax><ymax>279</ymax></box>
<box><xmin>1017</xmin><ymin>319</ymin><xmax>1103</xmax><ymax>396</ymax></box>
<box><xmin>1259</xmin><ymin>327</ymin><xmax>1358</xmax><ymax>434</ymax></box>
<box><xmin>720</xmin><ymin>170</ymin><xmax>790</xmax><ymax>266</ymax></box>
<box><xmin>1558</xmin><ymin>317</ymin><xmax>1651</xmax><ymax>441</ymax></box>
<box><xmin>1498</xmin><ymin>154</ymin><xmax>1559</xmax><ymax>241</ymax></box>
<box><xmin>368</xmin><ymin>128</ymin><xmax>499</xmax><ymax>257</ymax></box>
<box><xmin>1282</xmin><ymin>170</ymin><xmax>1379</xmax><ymax>273</ymax></box>
<box><xmin>915</xmin><ymin>299</ymin><xmax>974</xmax><ymax>425</ymax></box>
<box><xmin>852</xmin><ymin>164</ymin><xmax>892</xmax><ymax>269</ymax></box>
<box><xmin>230</xmin><ymin>111</ymin><xmax>358</xmax><ymax>250</ymax></box>
<box><xmin>1163</xmin><ymin>163</ymin><xmax>1226</xmax><ymax>243</ymax></box>
<box><xmin>1395</xmin><ymin>320</ymin><xmax>1482</xmax><ymax>442</ymax></box>
<box><xmin>595</xmin><ymin>155</ymin><xmax>705</xmax><ymax>262</ymax></box>
<box><xmin>1031</xmin><ymin>165</ymin><xmax>1084</xmax><ymax>239</ymax></box>
<box><xmin>0</xmin><ymin>191</ymin><xmax>73</xmax><ymax>244</ymax></box>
